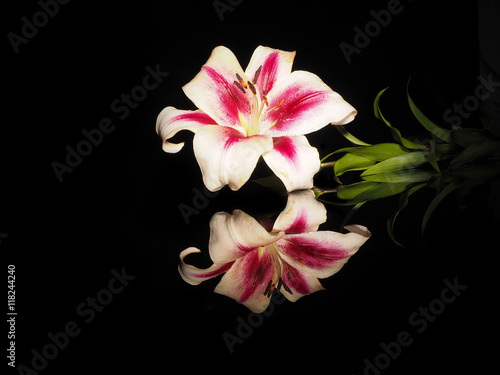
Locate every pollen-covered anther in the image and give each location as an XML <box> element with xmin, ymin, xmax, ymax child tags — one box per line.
<box><xmin>262</xmin><ymin>90</ymin><xmax>269</xmax><ymax>106</ymax></box>
<box><xmin>280</xmin><ymin>278</ymin><xmax>292</xmax><ymax>294</ymax></box>
<box><xmin>253</xmin><ymin>65</ymin><xmax>262</xmax><ymax>84</ymax></box>
<box><xmin>247</xmin><ymin>81</ymin><xmax>257</xmax><ymax>96</ymax></box>
<box><xmin>264</xmin><ymin>279</ymin><xmax>275</xmax><ymax>298</ymax></box>
<box><xmin>233</xmin><ymin>80</ymin><xmax>246</xmax><ymax>94</ymax></box>
<box><xmin>235</xmin><ymin>73</ymin><xmax>247</xmax><ymax>88</ymax></box>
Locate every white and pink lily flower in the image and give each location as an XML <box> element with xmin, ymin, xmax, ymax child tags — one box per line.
<box><xmin>156</xmin><ymin>45</ymin><xmax>357</xmax><ymax>192</ymax></box>
<box><xmin>178</xmin><ymin>190</ymin><xmax>370</xmax><ymax>313</ymax></box>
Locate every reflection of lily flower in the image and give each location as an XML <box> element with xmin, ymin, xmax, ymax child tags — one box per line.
<box><xmin>156</xmin><ymin>45</ymin><xmax>357</xmax><ymax>192</ymax></box>
<box><xmin>179</xmin><ymin>190</ymin><xmax>370</xmax><ymax>313</ymax></box>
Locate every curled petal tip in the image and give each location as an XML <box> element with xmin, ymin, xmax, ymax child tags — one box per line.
<box><xmin>162</xmin><ymin>141</ymin><xmax>185</xmax><ymax>153</ymax></box>
<box><xmin>344</xmin><ymin>224</ymin><xmax>371</xmax><ymax>238</ymax></box>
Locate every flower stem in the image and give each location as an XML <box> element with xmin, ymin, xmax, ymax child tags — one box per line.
<box><xmin>320</xmin><ymin>161</ymin><xmax>336</xmax><ymax>169</ymax></box>
<box><xmin>313</xmin><ymin>187</ymin><xmax>338</xmax><ymax>198</ymax></box>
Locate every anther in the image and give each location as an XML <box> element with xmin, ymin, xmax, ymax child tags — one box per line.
<box><xmin>275</xmin><ymin>99</ymin><xmax>285</xmax><ymax>110</ymax></box>
<box><xmin>264</xmin><ymin>279</ymin><xmax>273</xmax><ymax>297</ymax></box>
<box><xmin>247</xmin><ymin>81</ymin><xmax>257</xmax><ymax>96</ymax></box>
<box><xmin>262</xmin><ymin>90</ymin><xmax>269</xmax><ymax>106</ymax></box>
<box><xmin>235</xmin><ymin>73</ymin><xmax>247</xmax><ymax>88</ymax></box>
<box><xmin>280</xmin><ymin>279</ymin><xmax>293</xmax><ymax>294</ymax></box>
<box><xmin>233</xmin><ymin>80</ymin><xmax>246</xmax><ymax>94</ymax></box>
<box><xmin>253</xmin><ymin>65</ymin><xmax>262</xmax><ymax>84</ymax></box>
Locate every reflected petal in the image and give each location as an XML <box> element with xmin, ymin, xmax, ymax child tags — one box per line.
<box><xmin>209</xmin><ymin>210</ymin><xmax>285</xmax><ymax>264</ymax></box>
<box><xmin>277</xmin><ymin>225</ymin><xmax>371</xmax><ymax>278</ymax></box>
<box><xmin>272</xmin><ymin>189</ymin><xmax>327</xmax><ymax>234</ymax></box>
<box><xmin>279</xmin><ymin>261</ymin><xmax>325</xmax><ymax>302</ymax></box>
<box><xmin>178</xmin><ymin>247</ymin><xmax>234</xmax><ymax>285</ymax></box>
<box><xmin>214</xmin><ymin>249</ymin><xmax>273</xmax><ymax>313</ymax></box>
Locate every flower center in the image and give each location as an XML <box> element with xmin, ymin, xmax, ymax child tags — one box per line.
<box><xmin>262</xmin><ymin>243</ymin><xmax>294</xmax><ymax>298</ymax></box>
<box><xmin>233</xmin><ymin>66</ymin><xmax>284</xmax><ymax>136</ymax></box>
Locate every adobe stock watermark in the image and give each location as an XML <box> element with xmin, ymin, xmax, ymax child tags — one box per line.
<box><xmin>354</xmin><ymin>277</ymin><xmax>467</xmax><ymax>375</ymax></box>
<box><xmin>178</xmin><ymin>186</ymin><xmax>219</xmax><ymax>224</ymax></box>
<box><xmin>339</xmin><ymin>0</ymin><xmax>412</xmax><ymax>64</ymax></box>
<box><xmin>223</xmin><ymin>291</ymin><xmax>286</xmax><ymax>354</ymax></box>
<box><xmin>15</xmin><ymin>267</ymin><xmax>135</xmax><ymax>375</ymax></box>
<box><xmin>7</xmin><ymin>0</ymin><xmax>71</xmax><ymax>54</ymax></box>
<box><xmin>213</xmin><ymin>0</ymin><xmax>243</xmax><ymax>21</ymax></box>
<box><xmin>442</xmin><ymin>73</ymin><xmax>500</xmax><ymax>127</ymax></box>
<box><xmin>51</xmin><ymin>64</ymin><xmax>169</xmax><ymax>182</ymax></box>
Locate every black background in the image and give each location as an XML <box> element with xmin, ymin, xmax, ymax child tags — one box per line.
<box><xmin>3</xmin><ymin>0</ymin><xmax>497</xmax><ymax>373</ymax></box>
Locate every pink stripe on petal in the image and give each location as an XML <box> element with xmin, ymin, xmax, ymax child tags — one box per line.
<box><xmin>255</xmin><ymin>50</ymin><xmax>280</xmax><ymax>95</ymax></box>
<box><xmin>271</xmin><ymin>136</ymin><xmax>298</xmax><ymax>166</ymax></box>
<box><xmin>245</xmin><ymin>46</ymin><xmax>296</xmax><ymax>98</ymax></box>
<box><xmin>278</xmin><ymin>228</ymin><xmax>369</xmax><ymax>279</ymax></box>
<box><xmin>282</xmin><ymin>210</ymin><xmax>308</xmax><ymax>234</ymax></box>
<box><xmin>156</xmin><ymin>107</ymin><xmax>217</xmax><ymax>153</ymax></box>
<box><xmin>178</xmin><ymin>247</ymin><xmax>234</xmax><ymax>286</ymax></box>
<box><xmin>280</xmin><ymin>235</ymin><xmax>349</xmax><ymax>270</ymax></box>
<box><xmin>182</xmin><ymin>46</ymin><xmax>252</xmax><ymax>134</ymax></box>
<box><xmin>278</xmin><ymin>259</ymin><xmax>325</xmax><ymax>302</ymax></box>
<box><xmin>171</xmin><ymin>111</ymin><xmax>215</xmax><ymax>123</ymax></box>
<box><xmin>262</xmin><ymin>135</ymin><xmax>320</xmax><ymax>192</ymax></box>
<box><xmin>214</xmin><ymin>249</ymin><xmax>274</xmax><ymax>313</ymax></box>
<box><xmin>285</xmin><ymin>265</ymin><xmax>313</xmax><ymax>295</ymax></box>
<box><xmin>238</xmin><ymin>250</ymin><xmax>272</xmax><ymax>303</ymax></box>
<box><xmin>202</xmin><ymin>66</ymin><xmax>252</xmax><ymax>122</ymax></box>
<box><xmin>273</xmin><ymin>189</ymin><xmax>327</xmax><ymax>234</ymax></box>
<box><xmin>266</xmin><ymin>87</ymin><xmax>328</xmax><ymax>133</ymax></box>
<box><xmin>261</xmin><ymin>70</ymin><xmax>357</xmax><ymax>136</ymax></box>
<box><xmin>191</xmin><ymin>262</ymin><xmax>234</xmax><ymax>279</ymax></box>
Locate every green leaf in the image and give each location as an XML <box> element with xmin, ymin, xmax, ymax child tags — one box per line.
<box><xmin>374</xmin><ymin>88</ymin><xmax>426</xmax><ymax>150</ymax></box>
<box><xmin>422</xmin><ymin>182</ymin><xmax>460</xmax><ymax>235</ymax></box>
<box><xmin>361</xmin><ymin>170</ymin><xmax>435</xmax><ymax>183</ymax></box>
<box><xmin>334</xmin><ymin>153</ymin><xmax>376</xmax><ymax>181</ymax></box>
<box><xmin>451</xmin><ymin>128</ymin><xmax>486</xmax><ymax>147</ymax></box>
<box><xmin>407</xmin><ymin>80</ymin><xmax>451</xmax><ymax>143</ymax></box>
<box><xmin>449</xmin><ymin>139</ymin><xmax>500</xmax><ymax>169</ymax></box>
<box><xmin>331</xmin><ymin>143</ymin><xmax>409</xmax><ymax>162</ymax></box>
<box><xmin>361</xmin><ymin>152</ymin><xmax>428</xmax><ymax>176</ymax></box>
<box><xmin>424</xmin><ymin>142</ymin><xmax>441</xmax><ymax>173</ymax></box>
<box><xmin>387</xmin><ymin>183</ymin><xmax>427</xmax><ymax>247</ymax></box>
<box><xmin>337</xmin><ymin>181</ymin><xmax>409</xmax><ymax>205</ymax></box>
<box><xmin>337</xmin><ymin>181</ymin><xmax>379</xmax><ymax>200</ymax></box>
<box><xmin>335</xmin><ymin>125</ymin><xmax>371</xmax><ymax>146</ymax></box>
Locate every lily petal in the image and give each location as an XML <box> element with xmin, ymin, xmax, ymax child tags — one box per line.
<box><xmin>193</xmin><ymin>125</ymin><xmax>273</xmax><ymax>191</ymax></box>
<box><xmin>262</xmin><ymin>135</ymin><xmax>320</xmax><ymax>192</ymax></box>
<box><xmin>272</xmin><ymin>189</ymin><xmax>327</xmax><ymax>234</ymax></box>
<box><xmin>214</xmin><ymin>249</ymin><xmax>274</xmax><ymax>313</ymax></box>
<box><xmin>156</xmin><ymin>106</ymin><xmax>216</xmax><ymax>153</ymax></box>
<box><xmin>245</xmin><ymin>45</ymin><xmax>296</xmax><ymax>99</ymax></box>
<box><xmin>279</xmin><ymin>261</ymin><xmax>325</xmax><ymax>303</ymax></box>
<box><xmin>182</xmin><ymin>46</ymin><xmax>252</xmax><ymax>134</ymax></box>
<box><xmin>209</xmin><ymin>210</ymin><xmax>285</xmax><ymax>264</ymax></box>
<box><xmin>277</xmin><ymin>225</ymin><xmax>371</xmax><ymax>278</ymax></box>
<box><xmin>178</xmin><ymin>247</ymin><xmax>234</xmax><ymax>285</ymax></box>
<box><xmin>260</xmin><ymin>70</ymin><xmax>357</xmax><ymax>136</ymax></box>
